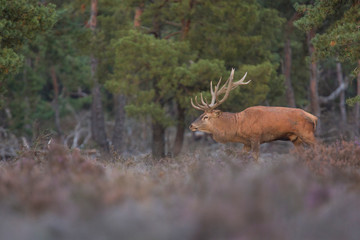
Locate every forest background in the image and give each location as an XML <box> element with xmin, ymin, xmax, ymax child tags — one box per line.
<box><xmin>1</xmin><ymin>0</ymin><xmax>360</xmax><ymax>159</ymax></box>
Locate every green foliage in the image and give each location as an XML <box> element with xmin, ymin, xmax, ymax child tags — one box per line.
<box><xmin>0</xmin><ymin>48</ymin><xmax>22</xmax><ymax>76</ymax></box>
<box><xmin>93</xmin><ymin>0</ymin><xmax>133</xmax><ymax>84</ymax></box>
<box><xmin>259</xmin><ymin>0</ymin><xmax>308</xmax><ymax>19</ymax></box>
<box><xmin>68</xmin><ymin>96</ymin><xmax>92</xmax><ymax>111</ymax></box>
<box><xmin>104</xmin><ymin>0</ymin><xmax>288</xmax><ymax>132</ymax></box>
<box><xmin>290</xmin><ymin>34</ymin><xmax>311</xmax><ymax>107</ymax></box>
<box><xmin>6</xmin><ymin>0</ymin><xmax>358</xmax><ymax>146</ymax></box>
<box><xmin>107</xmin><ymin>30</ymin><xmax>193</xmax><ymax>126</ymax></box>
<box><xmin>221</xmin><ymin>62</ymin><xmax>274</xmax><ymax>111</ymax></box>
<box><xmin>294</xmin><ymin>0</ymin><xmax>342</xmax><ymax>31</ymax></box>
<box><xmin>2</xmin><ymin>1</ymin><xmax>94</xmax><ymax>136</ymax></box>
<box><xmin>0</xmin><ymin>0</ymin><xmax>56</xmax><ymax>79</ymax></box>
<box><xmin>260</xmin><ymin>0</ymin><xmax>312</xmax><ymax>107</ymax></box>
<box><xmin>187</xmin><ymin>0</ymin><xmax>284</xmax><ymax>67</ymax></box>
<box><xmin>107</xmin><ymin>28</ymin><xmax>247</xmax><ymax>125</ymax></box>
<box><xmin>295</xmin><ymin>0</ymin><xmax>360</xmax><ymax>63</ymax></box>
<box><xmin>184</xmin><ymin>0</ymin><xmax>285</xmax><ymax>107</ymax></box>
<box><xmin>174</xmin><ymin>59</ymin><xmax>226</xmax><ymax>110</ymax></box>
<box><xmin>125</xmin><ymin>103</ymin><xmax>172</xmax><ymax>126</ymax></box>
<box><xmin>295</xmin><ymin>0</ymin><xmax>360</xmax><ymax>105</ymax></box>
<box><xmin>313</xmin><ymin>7</ymin><xmax>360</xmax><ymax>63</ymax></box>
<box><xmin>347</xmin><ymin>95</ymin><xmax>360</xmax><ymax>106</ymax></box>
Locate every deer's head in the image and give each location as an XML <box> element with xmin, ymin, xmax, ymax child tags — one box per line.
<box><xmin>189</xmin><ymin>69</ymin><xmax>251</xmax><ymax>132</ymax></box>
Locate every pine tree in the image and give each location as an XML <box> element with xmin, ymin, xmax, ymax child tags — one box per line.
<box><xmin>295</xmin><ymin>0</ymin><xmax>360</xmax><ymax>63</ymax></box>
<box><xmin>295</xmin><ymin>0</ymin><xmax>360</xmax><ymax>132</ymax></box>
<box><xmin>0</xmin><ymin>0</ymin><xmax>56</xmax><ymax>107</ymax></box>
<box><xmin>0</xmin><ymin>0</ymin><xmax>56</xmax><ymax>78</ymax></box>
<box><xmin>3</xmin><ymin>1</ymin><xmax>91</xmax><ymax>139</ymax></box>
<box><xmin>106</xmin><ymin>30</ymin><xmax>194</xmax><ymax>158</ymax></box>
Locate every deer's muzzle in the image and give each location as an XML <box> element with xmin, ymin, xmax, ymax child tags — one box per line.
<box><xmin>189</xmin><ymin>124</ymin><xmax>197</xmax><ymax>131</ymax></box>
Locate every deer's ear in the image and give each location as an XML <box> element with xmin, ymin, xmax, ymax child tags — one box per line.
<box><xmin>213</xmin><ymin>110</ymin><xmax>222</xmax><ymax>117</ymax></box>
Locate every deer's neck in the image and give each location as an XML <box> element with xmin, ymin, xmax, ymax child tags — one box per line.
<box><xmin>211</xmin><ymin>112</ymin><xmax>242</xmax><ymax>143</ymax></box>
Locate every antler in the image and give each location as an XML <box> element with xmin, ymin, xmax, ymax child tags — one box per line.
<box><xmin>191</xmin><ymin>68</ymin><xmax>251</xmax><ymax>111</ymax></box>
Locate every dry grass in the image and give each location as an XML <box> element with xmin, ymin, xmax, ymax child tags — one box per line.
<box><xmin>1</xmin><ymin>141</ymin><xmax>360</xmax><ymax>240</ymax></box>
<box><xmin>296</xmin><ymin>140</ymin><xmax>360</xmax><ymax>174</ymax></box>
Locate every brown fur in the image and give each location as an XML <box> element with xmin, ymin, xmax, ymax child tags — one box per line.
<box><xmin>189</xmin><ymin>106</ymin><xmax>317</xmax><ymax>161</ymax></box>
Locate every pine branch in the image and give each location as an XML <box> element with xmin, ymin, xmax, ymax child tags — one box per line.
<box><xmin>164</xmin><ymin>31</ymin><xmax>181</xmax><ymax>39</ymax></box>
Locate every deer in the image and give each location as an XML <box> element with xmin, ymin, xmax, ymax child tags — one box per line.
<box><xmin>189</xmin><ymin>68</ymin><xmax>318</xmax><ymax>161</ymax></box>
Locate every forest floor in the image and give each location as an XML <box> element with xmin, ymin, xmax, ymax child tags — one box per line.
<box><xmin>0</xmin><ymin>140</ymin><xmax>360</xmax><ymax>240</ymax></box>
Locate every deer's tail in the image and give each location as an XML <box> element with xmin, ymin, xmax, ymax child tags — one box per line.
<box><xmin>304</xmin><ymin>112</ymin><xmax>318</xmax><ymax>131</ymax></box>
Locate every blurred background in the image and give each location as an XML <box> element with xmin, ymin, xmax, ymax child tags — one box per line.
<box><xmin>1</xmin><ymin>0</ymin><xmax>359</xmax><ymax>159</ymax></box>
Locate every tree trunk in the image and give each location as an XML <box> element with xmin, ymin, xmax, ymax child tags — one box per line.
<box><xmin>89</xmin><ymin>0</ymin><xmax>98</xmax><ymax>29</ymax></box>
<box><xmin>173</xmin><ymin>104</ymin><xmax>185</xmax><ymax>156</ymax></box>
<box><xmin>307</xmin><ymin>29</ymin><xmax>321</xmax><ymax>134</ymax></box>
<box><xmin>356</xmin><ymin>60</ymin><xmax>360</xmax><ymax>134</ymax></box>
<box><xmin>112</xmin><ymin>94</ymin><xmax>126</xmax><ymax>153</ymax></box>
<box><xmin>23</xmin><ymin>58</ymin><xmax>31</xmax><ymax>133</ymax></box>
<box><xmin>91</xmin><ymin>82</ymin><xmax>108</xmax><ymax>150</ymax></box>
<box><xmin>171</xmin><ymin>0</ymin><xmax>196</xmax><ymax>156</ymax></box>
<box><xmin>50</xmin><ymin>66</ymin><xmax>62</xmax><ymax>136</ymax></box>
<box><xmin>89</xmin><ymin>0</ymin><xmax>108</xmax><ymax>151</ymax></box>
<box><xmin>336</xmin><ymin>62</ymin><xmax>347</xmax><ymax>127</ymax></box>
<box><xmin>181</xmin><ymin>0</ymin><xmax>195</xmax><ymax>40</ymax></box>
<box><xmin>152</xmin><ymin>121</ymin><xmax>165</xmax><ymax>159</ymax></box>
<box><xmin>152</xmin><ymin>11</ymin><xmax>161</xmax><ymax>38</ymax></box>
<box><xmin>283</xmin><ymin>38</ymin><xmax>296</xmax><ymax>107</ymax></box>
<box><xmin>134</xmin><ymin>4</ymin><xmax>144</xmax><ymax>28</ymax></box>
<box><xmin>283</xmin><ymin>13</ymin><xmax>300</xmax><ymax>108</ymax></box>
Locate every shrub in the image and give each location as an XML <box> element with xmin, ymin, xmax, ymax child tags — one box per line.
<box><xmin>296</xmin><ymin>141</ymin><xmax>360</xmax><ymax>176</ymax></box>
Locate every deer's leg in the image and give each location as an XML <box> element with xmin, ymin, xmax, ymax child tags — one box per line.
<box><xmin>303</xmin><ymin>134</ymin><xmax>317</xmax><ymax>147</ymax></box>
<box><xmin>290</xmin><ymin>135</ymin><xmax>303</xmax><ymax>151</ymax></box>
<box><xmin>298</xmin><ymin>132</ymin><xmax>317</xmax><ymax>147</ymax></box>
<box><xmin>242</xmin><ymin>144</ymin><xmax>251</xmax><ymax>153</ymax></box>
<box><xmin>250</xmin><ymin>141</ymin><xmax>260</xmax><ymax>162</ymax></box>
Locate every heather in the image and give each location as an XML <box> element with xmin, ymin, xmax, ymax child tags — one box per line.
<box><xmin>1</xmin><ymin>141</ymin><xmax>360</xmax><ymax>240</ymax></box>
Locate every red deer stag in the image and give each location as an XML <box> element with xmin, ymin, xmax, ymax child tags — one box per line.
<box><xmin>189</xmin><ymin>69</ymin><xmax>317</xmax><ymax>161</ymax></box>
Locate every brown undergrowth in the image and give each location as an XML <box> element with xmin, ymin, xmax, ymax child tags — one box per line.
<box><xmin>296</xmin><ymin>141</ymin><xmax>360</xmax><ymax>180</ymax></box>
<box><xmin>1</xmin><ymin>142</ymin><xmax>360</xmax><ymax>240</ymax></box>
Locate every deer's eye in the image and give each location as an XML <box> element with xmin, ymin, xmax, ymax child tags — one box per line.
<box><xmin>203</xmin><ymin>116</ymin><xmax>209</xmax><ymax>120</ymax></box>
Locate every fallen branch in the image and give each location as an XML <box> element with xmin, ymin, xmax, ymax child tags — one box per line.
<box><xmin>319</xmin><ymin>77</ymin><xmax>349</xmax><ymax>104</ymax></box>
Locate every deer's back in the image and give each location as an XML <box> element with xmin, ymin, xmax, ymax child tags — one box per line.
<box><xmin>236</xmin><ymin>106</ymin><xmax>316</xmax><ymax>142</ymax></box>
